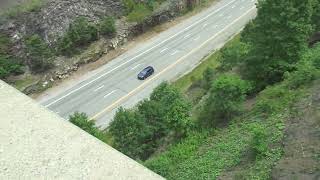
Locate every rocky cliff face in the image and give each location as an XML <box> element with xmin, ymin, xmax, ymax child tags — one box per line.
<box><xmin>1</xmin><ymin>0</ymin><xmax>124</xmax><ymax>45</ymax></box>
<box><xmin>0</xmin><ymin>0</ymin><xmax>197</xmax><ymax>94</ymax></box>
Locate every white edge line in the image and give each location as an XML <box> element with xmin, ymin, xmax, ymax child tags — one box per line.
<box><xmin>44</xmin><ymin>0</ymin><xmax>238</xmax><ymax>107</ymax></box>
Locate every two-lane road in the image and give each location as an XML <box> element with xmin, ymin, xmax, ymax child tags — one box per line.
<box><xmin>42</xmin><ymin>0</ymin><xmax>257</xmax><ymax>128</ymax></box>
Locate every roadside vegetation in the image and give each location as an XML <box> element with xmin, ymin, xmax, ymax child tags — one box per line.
<box><xmin>0</xmin><ymin>33</ymin><xmax>23</xmax><ymax>79</ymax></box>
<box><xmin>70</xmin><ymin>0</ymin><xmax>320</xmax><ymax>179</ymax></box>
<box><xmin>3</xmin><ymin>0</ymin><xmax>45</xmax><ymax>18</ymax></box>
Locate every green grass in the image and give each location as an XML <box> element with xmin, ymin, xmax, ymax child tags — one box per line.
<box><xmin>4</xmin><ymin>0</ymin><xmax>45</xmax><ymax>18</ymax></box>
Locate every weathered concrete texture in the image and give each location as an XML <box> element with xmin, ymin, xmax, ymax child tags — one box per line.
<box><xmin>0</xmin><ymin>80</ymin><xmax>164</xmax><ymax>180</ymax></box>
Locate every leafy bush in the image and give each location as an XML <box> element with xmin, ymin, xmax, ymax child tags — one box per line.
<box><xmin>241</xmin><ymin>0</ymin><xmax>314</xmax><ymax>90</ymax></box>
<box><xmin>218</xmin><ymin>41</ymin><xmax>249</xmax><ymax>72</ymax></box>
<box><xmin>202</xmin><ymin>67</ymin><xmax>215</xmax><ymax>90</ymax></box>
<box><xmin>109</xmin><ymin>108</ymin><xmax>152</xmax><ymax>160</ymax></box>
<box><xmin>58</xmin><ymin>17</ymin><xmax>98</xmax><ymax>56</ymax></box>
<box><xmin>202</xmin><ymin>74</ymin><xmax>251</xmax><ymax>126</ymax></box>
<box><xmin>0</xmin><ymin>34</ymin><xmax>22</xmax><ymax>79</ymax></box>
<box><xmin>254</xmin><ymin>85</ymin><xmax>295</xmax><ymax>115</ymax></box>
<box><xmin>127</xmin><ymin>3</ymin><xmax>152</xmax><ymax>23</ymax></box>
<box><xmin>69</xmin><ymin>112</ymin><xmax>110</xmax><ymax>143</ymax></box>
<box><xmin>25</xmin><ymin>34</ymin><xmax>53</xmax><ymax>72</ymax></box>
<box><xmin>250</xmin><ymin>123</ymin><xmax>269</xmax><ymax>158</ymax></box>
<box><xmin>284</xmin><ymin>61</ymin><xmax>319</xmax><ymax>89</ymax></box>
<box><xmin>109</xmin><ymin>82</ymin><xmax>193</xmax><ymax>160</ymax></box>
<box><xmin>0</xmin><ymin>55</ymin><xmax>22</xmax><ymax>79</ymax></box>
<box><xmin>99</xmin><ymin>16</ymin><xmax>116</xmax><ymax>36</ymax></box>
<box><xmin>123</xmin><ymin>0</ymin><xmax>136</xmax><ymax>14</ymax></box>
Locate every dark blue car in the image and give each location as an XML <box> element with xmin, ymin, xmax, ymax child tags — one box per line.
<box><xmin>138</xmin><ymin>66</ymin><xmax>154</xmax><ymax>80</ymax></box>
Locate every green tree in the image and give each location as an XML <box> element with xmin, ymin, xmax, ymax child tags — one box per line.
<box><xmin>58</xmin><ymin>17</ymin><xmax>98</xmax><ymax>56</ymax></box>
<box><xmin>312</xmin><ymin>0</ymin><xmax>320</xmax><ymax>31</ymax></box>
<box><xmin>242</xmin><ymin>0</ymin><xmax>314</xmax><ymax>90</ymax></box>
<box><xmin>202</xmin><ymin>74</ymin><xmax>251</xmax><ymax>126</ymax></box>
<box><xmin>25</xmin><ymin>35</ymin><xmax>53</xmax><ymax>72</ymax></box>
<box><xmin>202</xmin><ymin>67</ymin><xmax>215</xmax><ymax>90</ymax></box>
<box><xmin>218</xmin><ymin>41</ymin><xmax>249</xmax><ymax>72</ymax></box>
<box><xmin>99</xmin><ymin>16</ymin><xmax>116</xmax><ymax>36</ymax></box>
<box><xmin>0</xmin><ymin>33</ymin><xmax>22</xmax><ymax>79</ymax></box>
<box><xmin>149</xmin><ymin>82</ymin><xmax>193</xmax><ymax>136</ymax></box>
<box><xmin>0</xmin><ymin>55</ymin><xmax>22</xmax><ymax>79</ymax></box>
<box><xmin>109</xmin><ymin>82</ymin><xmax>192</xmax><ymax>160</ymax></box>
<box><xmin>69</xmin><ymin>112</ymin><xmax>103</xmax><ymax>138</ymax></box>
<box><xmin>109</xmin><ymin>107</ymin><xmax>153</xmax><ymax>160</ymax></box>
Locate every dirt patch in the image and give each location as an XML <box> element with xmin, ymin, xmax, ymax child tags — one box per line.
<box><xmin>271</xmin><ymin>83</ymin><xmax>320</xmax><ymax>180</ymax></box>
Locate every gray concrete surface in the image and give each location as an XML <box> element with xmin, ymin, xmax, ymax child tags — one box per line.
<box><xmin>0</xmin><ymin>80</ymin><xmax>164</xmax><ymax>179</ymax></box>
<box><xmin>41</xmin><ymin>0</ymin><xmax>257</xmax><ymax>128</ymax></box>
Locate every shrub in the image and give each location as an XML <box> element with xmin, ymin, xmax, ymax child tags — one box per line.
<box><xmin>202</xmin><ymin>67</ymin><xmax>215</xmax><ymax>90</ymax></box>
<box><xmin>218</xmin><ymin>41</ymin><xmax>249</xmax><ymax>72</ymax></box>
<box><xmin>25</xmin><ymin>34</ymin><xmax>53</xmax><ymax>72</ymax></box>
<box><xmin>202</xmin><ymin>74</ymin><xmax>251</xmax><ymax>126</ymax></box>
<box><xmin>284</xmin><ymin>61</ymin><xmax>319</xmax><ymax>89</ymax></box>
<box><xmin>123</xmin><ymin>0</ymin><xmax>136</xmax><ymax>14</ymax></box>
<box><xmin>0</xmin><ymin>33</ymin><xmax>11</xmax><ymax>54</ymax></box>
<box><xmin>69</xmin><ymin>112</ymin><xmax>107</xmax><ymax>142</ymax></box>
<box><xmin>254</xmin><ymin>85</ymin><xmax>295</xmax><ymax>115</ymax></box>
<box><xmin>0</xmin><ymin>55</ymin><xmax>22</xmax><ymax>79</ymax></box>
<box><xmin>250</xmin><ymin>123</ymin><xmax>269</xmax><ymax>159</ymax></box>
<box><xmin>127</xmin><ymin>3</ymin><xmax>152</xmax><ymax>23</ymax></box>
<box><xmin>58</xmin><ymin>17</ymin><xmax>98</xmax><ymax>56</ymax></box>
<box><xmin>0</xmin><ymin>34</ymin><xmax>22</xmax><ymax>79</ymax></box>
<box><xmin>109</xmin><ymin>82</ymin><xmax>193</xmax><ymax>160</ymax></box>
<box><xmin>99</xmin><ymin>16</ymin><xmax>116</xmax><ymax>36</ymax></box>
<box><xmin>109</xmin><ymin>108</ymin><xmax>153</xmax><ymax>160</ymax></box>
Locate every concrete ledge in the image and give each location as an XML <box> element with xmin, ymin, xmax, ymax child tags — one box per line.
<box><xmin>0</xmin><ymin>80</ymin><xmax>163</xmax><ymax>179</ymax></box>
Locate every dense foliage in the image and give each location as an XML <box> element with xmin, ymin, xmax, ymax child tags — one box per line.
<box><xmin>25</xmin><ymin>35</ymin><xmax>53</xmax><ymax>72</ymax></box>
<box><xmin>144</xmin><ymin>0</ymin><xmax>320</xmax><ymax>179</ymax></box>
<box><xmin>123</xmin><ymin>0</ymin><xmax>162</xmax><ymax>23</ymax></box>
<box><xmin>0</xmin><ymin>34</ymin><xmax>22</xmax><ymax>79</ymax></box>
<box><xmin>201</xmin><ymin>74</ymin><xmax>251</xmax><ymax>126</ymax></box>
<box><xmin>218</xmin><ymin>41</ymin><xmax>249</xmax><ymax>71</ymax></box>
<box><xmin>69</xmin><ymin>112</ymin><xmax>110</xmax><ymax>142</ymax></box>
<box><xmin>58</xmin><ymin>17</ymin><xmax>98</xmax><ymax>56</ymax></box>
<box><xmin>99</xmin><ymin>16</ymin><xmax>116</xmax><ymax>36</ymax></box>
<box><xmin>109</xmin><ymin>82</ymin><xmax>192</xmax><ymax>160</ymax></box>
<box><xmin>241</xmin><ymin>0</ymin><xmax>314</xmax><ymax>90</ymax></box>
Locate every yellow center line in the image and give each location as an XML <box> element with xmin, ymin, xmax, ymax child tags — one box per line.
<box><xmin>90</xmin><ymin>6</ymin><xmax>256</xmax><ymax>120</ymax></box>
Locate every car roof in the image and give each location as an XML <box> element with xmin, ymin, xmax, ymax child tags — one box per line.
<box><xmin>144</xmin><ymin>66</ymin><xmax>153</xmax><ymax>70</ymax></box>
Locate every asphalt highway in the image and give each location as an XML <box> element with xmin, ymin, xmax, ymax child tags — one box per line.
<box><xmin>42</xmin><ymin>0</ymin><xmax>257</xmax><ymax>128</ymax></box>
